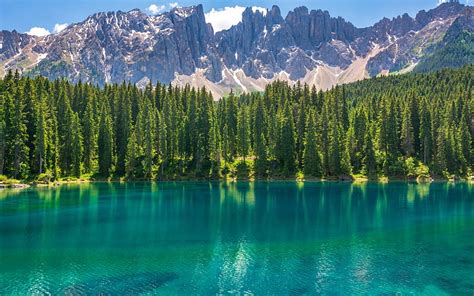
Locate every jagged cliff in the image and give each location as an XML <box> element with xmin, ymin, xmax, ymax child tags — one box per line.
<box><xmin>1</xmin><ymin>2</ymin><xmax>472</xmax><ymax>97</ymax></box>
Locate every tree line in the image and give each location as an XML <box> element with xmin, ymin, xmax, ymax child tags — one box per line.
<box><xmin>0</xmin><ymin>66</ymin><xmax>472</xmax><ymax>181</ymax></box>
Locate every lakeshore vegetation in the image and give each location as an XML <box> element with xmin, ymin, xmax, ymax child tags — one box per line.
<box><xmin>0</xmin><ymin>66</ymin><xmax>472</xmax><ymax>182</ymax></box>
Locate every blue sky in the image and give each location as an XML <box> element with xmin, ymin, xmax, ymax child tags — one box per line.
<box><xmin>0</xmin><ymin>0</ymin><xmax>470</xmax><ymax>35</ymax></box>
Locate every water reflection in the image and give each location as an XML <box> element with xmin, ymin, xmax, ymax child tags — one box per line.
<box><xmin>0</xmin><ymin>182</ymin><xmax>473</xmax><ymax>294</ymax></box>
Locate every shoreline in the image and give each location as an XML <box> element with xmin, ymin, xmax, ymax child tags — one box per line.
<box><xmin>1</xmin><ymin>175</ymin><xmax>473</xmax><ymax>189</ymax></box>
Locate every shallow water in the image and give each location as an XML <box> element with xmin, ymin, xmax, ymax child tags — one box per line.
<box><xmin>1</xmin><ymin>182</ymin><xmax>473</xmax><ymax>295</ymax></box>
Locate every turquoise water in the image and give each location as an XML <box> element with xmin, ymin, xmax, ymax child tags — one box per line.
<box><xmin>1</xmin><ymin>182</ymin><xmax>473</xmax><ymax>295</ymax></box>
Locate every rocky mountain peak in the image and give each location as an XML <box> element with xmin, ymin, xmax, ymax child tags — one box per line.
<box><xmin>0</xmin><ymin>3</ymin><xmax>472</xmax><ymax>97</ymax></box>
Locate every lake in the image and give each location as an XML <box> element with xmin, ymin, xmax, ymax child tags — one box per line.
<box><xmin>0</xmin><ymin>182</ymin><xmax>473</xmax><ymax>295</ymax></box>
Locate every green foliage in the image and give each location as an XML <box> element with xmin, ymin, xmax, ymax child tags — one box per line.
<box><xmin>303</xmin><ymin>110</ymin><xmax>322</xmax><ymax>178</ymax></box>
<box><xmin>0</xmin><ymin>65</ymin><xmax>472</xmax><ymax>180</ymax></box>
<box><xmin>98</xmin><ymin>102</ymin><xmax>113</xmax><ymax>177</ymax></box>
<box><xmin>36</xmin><ymin>172</ymin><xmax>53</xmax><ymax>183</ymax></box>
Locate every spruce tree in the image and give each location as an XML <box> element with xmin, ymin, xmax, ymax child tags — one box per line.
<box><xmin>82</xmin><ymin>95</ymin><xmax>97</xmax><ymax>173</ymax></box>
<box><xmin>115</xmin><ymin>90</ymin><xmax>131</xmax><ymax>175</ymax></box>
<box><xmin>400</xmin><ymin>103</ymin><xmax>415</xmax><ymax>156</ymax></box>
<box><xmin>71</xmin><ymin>113</ymin><xmax>83</xmax><ymax>177</ymax></box>
<box><xmin>254</xmin><ymin>132</ymin><xmax>267</xmax><ymax>177</ymax></box>
<box><xmin>8</xmin><ymin>87</ymin><xmax>30</xmax><ymax>178</ymax></box>
<box><xmin>237</xmin><ymin>106</ymin><xmax>250</xmax><ymax>161</ymax></box>
<box><xmin>303</xmin><ymin>111</ymin><xmax>322</xmax><ymax>177</ymax></box>
<box><xmin>277</xmin><ymin>102</ymin><xmax>296</xmax><ymax>175</ymax></box>
<box><xmin>98</xmin><ymin>103</ymin><xmax>113</xmax><ymax>177</ymax></box>
<box><xmin>143</xmin><ymin>99</ymin><xmax>154</xmax><ymax>178</ymax></box>
<box><xmin>0</xmin><ymin>96</ymin><xmax>6</xmax><ymax>175</ymax></box>
<box><xmin>419</xmin><ymin>102</ymin><xmax>432</xmax><ymax>164</ymax></box>
<box><xmin>34</xmin><ymin>97</ymin><xmax>48</xmax><ymax>174</ymax></box>
<box><xmin>125</xmin><ymin>128</ymin><xmax>138</xmax><ymax>178</ymax></box>
<box><xmin>363</xmin><ymin>126</ymin><xmax>377</xmax><ymax>179</ymax></box>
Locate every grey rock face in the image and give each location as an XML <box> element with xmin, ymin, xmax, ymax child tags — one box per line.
<box><xmin>0</xmin><ymin>30</ymin><xmax>36</xmax><ymax>60</ymax></box>
<box><xmin>0</xmin><ymin>1</ymin><xmax>472</xmax><ymax>95</ymax></box>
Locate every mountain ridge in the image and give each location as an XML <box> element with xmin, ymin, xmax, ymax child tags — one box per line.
<box><xmin>0</xmin><ymin>1</ymin><xmax>472</xmax><ymax>97</ymax></box>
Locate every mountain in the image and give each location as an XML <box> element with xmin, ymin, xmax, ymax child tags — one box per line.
<box><xmin>414</xmin><ymin>8</ymin><xmax>474</xmax><ymax>73</ymax></box>
<box><xmin>1</xmin><ymin>1</ymin><xmax>473</xmax><ymax>97</ymax></box>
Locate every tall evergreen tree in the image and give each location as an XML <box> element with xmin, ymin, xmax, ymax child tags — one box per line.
<box><xmin>125</xmin><ymin>128</ymin><xmax>138</xmax><ymax>178</ymax></box>
<box><xmin>82</xmin><ymin>94</ymin><xmax>97</xmax><ymax>173</ymax></box>
<box><xmin>237</xmin><ymin>106</ymin><xmax>250</xmax><ymax>161</ymax></box>
<box><xmin>254</xmin><ymin>132</ymin><xmax>267</xmax><ymax>177</ymax></box>
<box><xmin>143</xmin><ymin>99</ymin><xmax>154</xmax><ymax>178</ymax></box>
<box><xmin>34</xmin><ymin>97</ymin><xmax>48</xmax><ymax>174</ymax></box>
<box><xmin>363</xmin><ymin>126</ymin><xmax>377</xmax><ymax>179</ymax></box>
<box><xmin>277</xmin><ymin>102</ymin><xmax>296</xmax><ymax>175</ymax></box>
<box><xmin>6</xmin><ymin>87</ymin><xmax>30</xmax><ymax>178</ymax></box>
<box><xmin>115</xmin><ymin>90</ymin><xmax>131</xmax><ymax>175</ymax></box>
<box><xmin>401</xmin><ymin>103</ymin><xmax>415</xmax><ymax>156</ymax></box>
<box><xmin>71</xmin><ymin>113</ymin><xmax>83</xmax><ymax>177</ymax></box>
<box><xmin>98</xmin><ymin>103</ymin><xmax>113</xmax><ymax>176</ymax></box>
<box><xmin>303</xmin><ymin>110</ymin><xmax>322</xmax><ymax>177</ymax></box>
<box><xmin>419</xmin><ymin>102</ymin><xmax>432</xmax><ymax>164</ymax></box>
<box><xmin>0</xmin><ymin>95</ymin><xmax>6</xmax><ymax>175</ymax></box>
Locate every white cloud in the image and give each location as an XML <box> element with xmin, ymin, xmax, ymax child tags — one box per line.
<box><xmin>53</xmin><ymin>23</ymin><xmax>68</xmax><ymax>34</ymax></box>
<box><xmin>26</xmin><ymin>27</ymin><xmax>50</xmax><ymax>36</ymax></box>
<box><xmin>147</xmin><ymin>4</ymin><xmax>166</xmax><ymax>15</ymax></box>
<box><xmin>205</xmin><ymin>6</ymin><xmax>245</xmax><ymax>32</ymax></box>
<box><xmin>438</xmin><ymin>0</ymin><xmax>447</xmax><ymax>5</ymax></box>
<box><xmin>252</xmin><ymin>6</ymin><xmax>267</xmax><ymax>16</ymax></box>
<box><xmin>205</xmin><ymin>6</ymin><xmax>268</xmax><ymax>33</ymax></box>
<box><xmin>169</xmin><ymin>2</ymin><xmax>179</xmax><ymax>8</ymax></box>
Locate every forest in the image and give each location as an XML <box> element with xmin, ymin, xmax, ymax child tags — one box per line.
<box><xmin>0</xmin><ymin>65</ymin><xmax>472</xmax><ymax>182</ymax></box>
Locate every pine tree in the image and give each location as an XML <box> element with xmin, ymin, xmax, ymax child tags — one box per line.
<box><xmin>115</xmin><ymin>90</ymin><xmax>131</xmax><ymax>175</ymax></box>
<box><xmin>98</xmin><ymin>103</ymin><xmax>113</xmax><ymax>177</ymax></box>
<box><xmin>225</xmin><ymin>93</ymin><xmax>238</xmax><ymax>160</ymax></box>
<box><xmin>458</xmin><ymin>105</ymin><xmax>472</xmax><ymax>175</ymax></box>
<box><xmin>254</xmin><ymin>97</ymin><xmax>266</xmax><ymax>149</ymax></box>
<box><xmin>157</xmin><ymin>111</ymin><xmax>168</xmax><ymax>175</ymax></box>
<box><xmin>296</xmin><ymin>96</ymin><xmax>306</xmax><ymax>168</ymax></box>
<box><xmin>209</xmin><ymin>101</ymin><xmax>221</xmax><ymax>176</ymax></box>
<box><xmin>82</xmin><ymin>95</ymin><xmax>97</xmax><ymax>173</ymax></box>
<box><xmin>125</xmin><ymin>128</ymin><xmax>138</xmax><ymax>178</ymax></box>
<box><xmin>71</xmin><ymin>112</ymin><xmax>83</xmax><ymax>177</ymax></box>
<box><xmin>254</xmin><ymin>132</ymin><xmax>267</xmax><ymax>177</ymax></box>
<box><xmin>378</xmin><ymin>98</ymin><xmax>399</xmax><ymax>175</ymax></box>
<box><xmin>143</xmin><ymin>99</ymin><xmax>154</xmax><ymax>178</ymax></box>
<box><xmin>23</xmin><ymin>78</ymin><xmax>37</xmax><ymax>174</ymax></box>
<box><xmin>7</xmin><ymin>87</ymin><xmax>30</xmax><ymax>178</ymax></box>
<box><xmin>363</xmin><ymin>126</ymin><xmax>377</xmax><ymax>179</ymax></box>
<box><xmin>303</xmin><ymin>111</ymin><xmax>322</xmax><ymax>177</ymax></box>
<box><xmin>277</xmin><ymin>102</ymin><xmax>296</xmax><ymax>175</ymax></box>
<box><xmin>328</xmin><ymin>119</ymin><xmax>342</xmax><ymax>176</ymax></box>
<box><xmin>34</xmin><ymin>97</ymin><xmax>48</xmax><ymax>174</ymax></box>
<box><xmin>57</xmin><ymin>88</ymin><xmax>77</xmax><ymax>176</ymax></box>
<box><xmin>237</xmin><ymin>106</ymin><xmax>250</xmax><ymax>161</ymax></box>
<box><xmin>419</xmin><ymin>102</ymin><xmax>432</xmax><ymax>164</ymax></box>
<box><xmin>400</xmin><ymin>103</ymin><xmax>415</xmax><ymax>156</ymax></box>
<box><xmin>435</xmin><ymin>127</ymin><xmax>447</xmax><ymax>175</ymax></box>
<box><xmin>47</xmin><ymin>98</ymin><xmax>60</xmax><ymax>179</ymax></box>
<box><xmin>0</xmin><ymin>95</ymin><xmax>6</xmax><ymax>175</ymax></box>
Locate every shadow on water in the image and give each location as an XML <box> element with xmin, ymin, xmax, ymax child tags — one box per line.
<box><xmin>61</xmin><ymin>272</ymin><xmax>178</xmax><ymax>294</ymax></box>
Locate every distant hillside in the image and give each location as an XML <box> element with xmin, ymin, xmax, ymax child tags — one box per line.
<box><xmin>415</xmin><ymin>10</ymin><xmax>474</xmax><ymax>73</ymax></box>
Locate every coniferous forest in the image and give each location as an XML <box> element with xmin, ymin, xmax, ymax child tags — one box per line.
<box><xmin>0</xmin><ymin>66</ymin><xmax>472</xmax><ymax>182</ymax></box>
